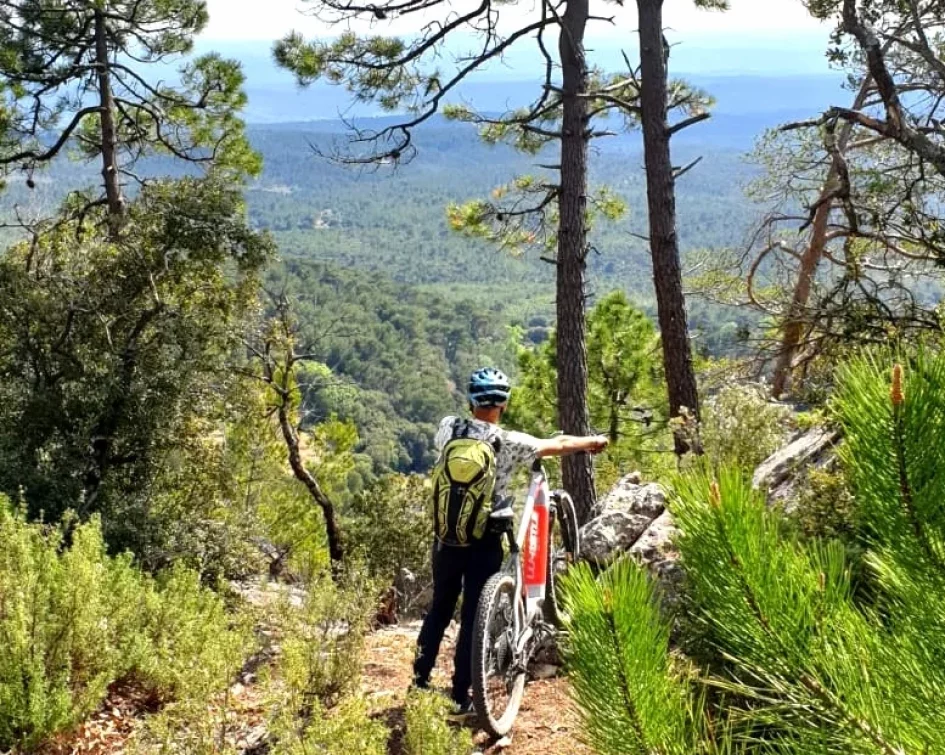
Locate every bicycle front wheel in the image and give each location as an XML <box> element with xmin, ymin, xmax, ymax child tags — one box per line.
<box><xmin>472</xmin><ymin>572</ymin><xmax>527</xmax><ymax>738</ymax></box>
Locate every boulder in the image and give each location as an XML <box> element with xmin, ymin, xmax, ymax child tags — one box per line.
<box><xmin>630</xmin><ymin>510</ymin><xmax>685</xmax><ymax>613</ymax></box>
<box><xmin>577</xmin><ymin>475</ymin><xmax>685</xmax><ymax>612</ymax></box>
<box><xmin>593</xmin><ymin>473</ymin><xmax>666</xmax><ymax>520</ymax></box>
<box><xmin>629</xmin><ymin>510</ymin><xmax>678</xmax><ymax>565</ymax></box>
<box><xmin>752</xmin><ymin>427</ymin><xmax>840</xmax><ymax>511</ymax></box>
<box><xmin>580</xmin><ymin>473</ymin><xmax>670</xmax><ymax>568</ymax></box>
<box><xmin>581</xmin><ymin>511</ymin><xmax>656</xmax><ymax>567</ymax></box>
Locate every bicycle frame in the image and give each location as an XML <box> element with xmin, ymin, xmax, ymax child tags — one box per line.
<box><xmin>500</xmin><ymin>460</ymin><xmax>553</xmax><ymax>655</ymax></box>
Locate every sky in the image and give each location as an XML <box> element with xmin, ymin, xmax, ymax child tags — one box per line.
<box><xmin>199</xmin><ymin>0</ymin><xmax>836</xmax><ymax>75</ymax></box>
<box><xmin>192</xmin><ymin>0</ymin><xmax>840</xmax><ymax>121</ymax></box>
<box><xmin>202</xmin><ymin>0</ymin><xmax>829</xmax><ymax>41</ymax></box>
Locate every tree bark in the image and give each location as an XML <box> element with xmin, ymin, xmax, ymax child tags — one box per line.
<box><xmin>637</xmin><ymin>0</ymin><xmax>701</xmax><ymax>455</ymax></box>
<box><xmin>769</xmin><ymin>77</ymin><xmax>873</xmax><ymax>398</ymax></box>
<box><xmin>93</xmin><ymin>8</ymin><xmax>124</xmax><ymax>236</ymax></box>
<box><xmin>277</xmin><ymin>400</ymin><xmax>346</xmax><ymax>576</ymax></box>
<box><xmin>557</xmin><ymin>0</ymin><xmax>595</xmax><ymax>523</ymax></box>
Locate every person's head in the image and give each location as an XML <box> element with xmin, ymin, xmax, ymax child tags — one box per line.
<box><xmin>467</xmin><ymin>367</ymin><xmax>511</xmax><ymax>423</ymax></box>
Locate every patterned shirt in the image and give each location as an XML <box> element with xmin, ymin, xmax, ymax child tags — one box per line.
<box><xmin>434</xmin><ymin>416</ymin><xmax>543</xmax><ymax>501</ymax></box>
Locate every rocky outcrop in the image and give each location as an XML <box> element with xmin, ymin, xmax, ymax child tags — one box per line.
<box><xmin>752</xmin><ymin>427</ymin><xmax>841</xmax><ymax>511</ymax></box>
<box><xmin>579</xmin><ymin>473</ymin><xmax>682</xmax><ymax>608</ymax></box>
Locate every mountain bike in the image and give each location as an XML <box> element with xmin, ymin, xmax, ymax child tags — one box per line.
<box><xmin>471</xmin><ymin>459</ymin><xmax>580</xmax><ymax>738</ymax></box>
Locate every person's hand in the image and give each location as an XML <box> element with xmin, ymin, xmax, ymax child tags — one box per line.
<box><xmin>587</xmin><ymin>435</ymin><xmax>609</xmax><ymax>454</ymax></box>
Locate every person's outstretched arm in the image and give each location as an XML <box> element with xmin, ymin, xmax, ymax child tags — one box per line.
<box><xmin>534</xmin><ymin>434</ymin><xmax>609</xmax><ymax>458</ymax></box>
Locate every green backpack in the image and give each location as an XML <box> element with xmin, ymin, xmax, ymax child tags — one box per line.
<box><xmin>431</xmin><ymin>419</ymin><xmax>502</xmax><ymax>546</ymax></box>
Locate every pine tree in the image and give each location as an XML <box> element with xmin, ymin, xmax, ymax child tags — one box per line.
<box><xmin>0</xmin><ymin>0</ymin><xmax>260</xmax><ymax>233</ymax></box>
<box><xmin>562</xmin><ymin>352</ymin><xmax>945</xmax><ymax>752</ymax></box>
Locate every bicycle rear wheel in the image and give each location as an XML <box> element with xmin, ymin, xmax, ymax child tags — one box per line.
<box><xmin>471</xmin><ymin>572</ymin><xmax>527</xmax><ymax>738</ymax></box>
<box><xmin>543</xmin><ymin>490</ymin><xmax>580</xmax><ymax>627</ymax></box>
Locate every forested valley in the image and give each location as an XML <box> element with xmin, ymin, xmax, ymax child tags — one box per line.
<box><xmin>2</xmin><ymin>0</ymin><xmax>945</xmax><ymax>753</ymax></box>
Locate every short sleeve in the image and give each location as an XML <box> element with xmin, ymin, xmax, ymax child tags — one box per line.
<box><xmin>499</xmin><ymin>429</ymin><xmax>542</xmax><ymax>467</ymax></box>
<box><xmin>434</xmin><ymin>416</ymin><xmax>457</xmax><ymax>453</ymax></box>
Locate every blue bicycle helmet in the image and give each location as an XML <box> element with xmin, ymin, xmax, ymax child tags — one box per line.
<box><xmin>468</xmin><ymin>367</ymin><xmax>512</xmax><ymax>408</ymax></box>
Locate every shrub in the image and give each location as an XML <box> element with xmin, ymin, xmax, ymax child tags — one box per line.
<box><xmin>0</xmin><ymin>501</ymin><xmax>248</xmax><ymax>750</ymax></box>
<box><xmin>788</xmin><ymin>466</ymin><xmax>857</xmax><ymax>543</ymax></box>
<box><xmin>561</xmin><ymin>560</ymin><xmax>701</xmax><ymax>755</ymax></box>
<box><xmin>403</xmin><ymin>688</ymin><xmax>474</xmax><ymax>755</ymax></box>
<box><xmin>345</xmin><ymin>474</ymin><xmax>433</xmax><ymax>612</ymax></box>
<box><xmin>271</xmin><ymin>696</ymin><xmax>388</xmax><ymax>755</ymax></box>
<box><xmin>561</xmin><ymin>352</ymin><xmax>945</xmax><ymax>753</ymax></box>
<box><xmin>700</xmin><ymin>382</ymin><xmax>793</xmax><ymax>470</ymax></box>
<box><xmin>275</xmin><ymin>572</ymin><xmax>377</xmax><ymax>712</ymax></box>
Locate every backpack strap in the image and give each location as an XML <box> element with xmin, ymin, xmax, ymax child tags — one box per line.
<box><xmin>451</xmin><ymin>417</ymin><xmax>467</xmax><ymax>440</ymax></box>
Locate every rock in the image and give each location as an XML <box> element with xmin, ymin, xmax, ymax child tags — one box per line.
<box><xmin>629</xmin><ymin>510</ymin><xmax>685</xmax><ymax>614</ymax></box>
<box><xmin>580</xmin><ymin>474</ymin><xmax>668</xmax><ymax>566</ymax></box>
<box><xmin>529</xmin><ymin>663</ymin><xmax>560</xmax><ymax>680</ymax></box>
<box><xmin>580</xmin><ymin>511</ymin><xmax>655</xmax><ymax>566</ymax></box>
<box><xmin>628</xmin><ymin>510</ymin><xmax>678</xmax><ymax>565</ymax></box>
<box><xmin>752</xmin><ymin>427</ymin><xmax>840</xmax><ymax>511</ymax></box>
<box><xmin>594</xmin><ymin>475</ymin><xmax>666</xmax><ymax>520</ymax></box>
<box><xmin>230</xmin><ymin>577</ymin><xmax>306</xmax><ymax>609</ymax></box>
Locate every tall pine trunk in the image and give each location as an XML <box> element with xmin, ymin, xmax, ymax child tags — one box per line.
<box><xmin>638</xmin><ymin>0</ymin><xmax>701</xmax><ymax>455</ymax></box>
<box><xmin>94</xmin><ymin>8</ymin><xmax>123</xmax><ymax>236</ymax></box>
<box><xmin>557</xmin><ymin>0</ymin><xmax>595</xmax><ymax>522</ymax></box>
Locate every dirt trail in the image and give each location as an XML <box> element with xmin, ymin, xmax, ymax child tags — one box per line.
<box><xmin>364</xmin><ymin>622</ymin><xmax>592</xmax><ymax>755</ymax></box>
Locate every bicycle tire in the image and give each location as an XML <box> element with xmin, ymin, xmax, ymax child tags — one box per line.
<box><xmin>543</xmin><ymin>490</ymin><xmax>580</xmax><ymax>627</ymax></box>
<box><xmin>472</xmin><ymin>572</ymin><xmax>527</xmax><ymax>738</ymax></box>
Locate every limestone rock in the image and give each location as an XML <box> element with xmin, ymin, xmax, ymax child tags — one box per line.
<box><xmin>752</xmin><ymin>427</ymin><xmax>840</xmax><ymax>511</ymax></box>
<box><xmin>594</xmin><ymin>474</ymin><xmax>666</xmax><ymax>520</ymax></box>
<box><xmin>580</xmin><ymin>511</ymin><xmax>656</xmax><ymax>567</ymax></box>
<box><xmin>629</xmin><ymin>510</ymin><xmax>678</xmax><ymax>564</ymax></box>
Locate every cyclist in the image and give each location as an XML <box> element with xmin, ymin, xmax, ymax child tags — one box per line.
<box><xmin>412</xmin><ymin>367</ymin><xmax>608</xmax><ymax>715</ymax></box>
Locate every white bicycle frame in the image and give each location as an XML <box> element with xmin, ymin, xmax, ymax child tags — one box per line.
<box><xmin>502</xmin><ymin>461</ymin><xmax>553</xmax><ymax>657</ymax></box>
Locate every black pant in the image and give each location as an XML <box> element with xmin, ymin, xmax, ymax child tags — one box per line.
<box><xmin>413</xmin><ymin>536</ymin><xmax>504</xmax><ymax>703</ymax></box>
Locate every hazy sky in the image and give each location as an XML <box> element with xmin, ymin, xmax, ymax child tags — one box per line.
<box><xmin>203</xmin><ymin>0</ymin><xmax>829</xmax><ymax>42</ymax></box>
<box><xmin>197</xmin><ymin>0</ymin><xmax>836</xmax><ymax>79</ymax></box>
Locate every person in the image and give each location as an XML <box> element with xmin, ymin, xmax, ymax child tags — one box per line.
<box><xmin>412</xmin><ymin>367</ymin><xmax>609</xmax><ymax>714</ymax></box>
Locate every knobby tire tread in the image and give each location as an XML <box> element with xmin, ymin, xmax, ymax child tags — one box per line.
<box><xmin>472</xmin><ymin>572</ymin><xmax>526</xmax><ymax>738</ymax></box>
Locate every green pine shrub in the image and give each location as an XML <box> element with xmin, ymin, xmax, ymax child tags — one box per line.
<box><xmin>403</xmin><ymin>688</ymin><xmax>474</xmax><ymax>755</ymax></box>
<box><xmin>561</xmin><ymin>560</ymin><xmax>700</xmax><ymax>755</ymax></box>
<box><xmin>0</xmin><ymin>501</ymin><xmax>249</xmax><ymax>751</ymax></box>
<box><xmin>562</xmin><ymin>351</ymin><xmax>945</xmax><ymax>754</ymax></box>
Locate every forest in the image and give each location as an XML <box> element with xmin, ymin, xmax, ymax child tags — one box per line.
<box><xmin>1</xmin><ymin>0</ymin><xmax>945</xmax><ymax>753</ymax></box>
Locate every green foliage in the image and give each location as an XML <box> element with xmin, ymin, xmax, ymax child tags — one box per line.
<box><xmin>0</xmin><ymin>177</ymin><xmax>272</xmax><ymax>560</ymax></box>
<box><xmin>700</xmin><ymin>383</ymin><xmax>793</xmax><ymax>470</ymax></box>
<box><xmin>271</xmin><ymin>695</ymin><xmax>388</xmax><ymax>755</ymax></box>
<box><xmin>0</xmin><ymin>502</ymin><xmax>248</xmax><ymax>750</ymax></box>
<box><xmin>269</xmin><ymin>259</ymin><xmax>512</xmax><ymax>475</ymax></box>
<box><xmin>345</xmin><ymin>474</ymin><xmax>432</xmax><ymax>606</ymax></box>
<box><xmin>403</xmin><ymin>688</ymin><xmax>474</xmax><ymax>755</ymax></box>
<box><xmin>562</xmin><ymin>352</ymin><xmax>945</xmax><ymax>752</ymax></box>
<box><xmin>0</xmin><ymin>0</ymin><xmax>260</xmax><ymax>188</ymax></box>
<box><xmin>788</xmin><ymin>467</ymin><xmax>857</xmax><ymax>543</ymax></box>
<box><xmin>505</xmin><ymin>290</ymin><xmax>672</xmax><ymax>482</ymax></box>
<box><xmin>562</xmin><ymin>560</ymin><xmax>698</xmax><ymax>755</ymax></box>
<box><xmin>275</xmin><ymin>572</ymin><xmax>377</xmax><ymax>711</ymax></box>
